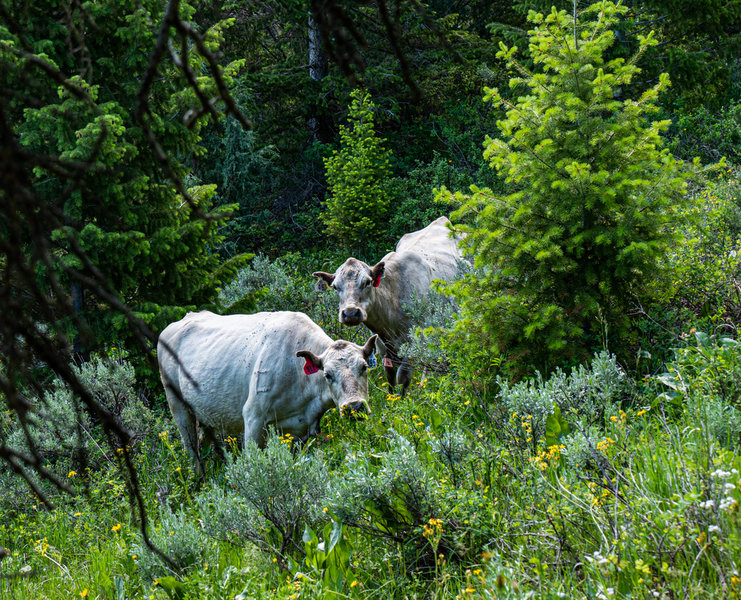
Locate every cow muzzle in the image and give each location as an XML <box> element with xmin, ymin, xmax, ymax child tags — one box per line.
<box><xmin>340</xmin><ymin>306</ymin><xmax>366</xmax><ymax>326</ymax></box>
<box><xmin>340</xmin><ymin>399</ymin><xmax>371</xmax><ymax>418</ymax></box>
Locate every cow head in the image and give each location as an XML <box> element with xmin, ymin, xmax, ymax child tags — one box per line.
<box><xmin>313</xmin><ymin>258</ymin><xmax>385</xmax><ymax>326</ymax></box>
<box><xmin>296</xmin><ymin>334</ymin><xmax>378</xmax><ymax>416</ymax></box>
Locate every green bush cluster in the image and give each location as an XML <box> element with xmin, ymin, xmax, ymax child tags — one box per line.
<box><xmin>197</xmin><ymin>436</ymin><xmax>330</xmax><ymax>566</ymax></box>
<box><xmin>0</xmin><ymin>354</ymin><xmax>160</xmax><ymax>510</ymax></box>
<box><xmin>321</xmin><ymin>89</ymin><xmax>392</xmax><ymax>252</ymax></box>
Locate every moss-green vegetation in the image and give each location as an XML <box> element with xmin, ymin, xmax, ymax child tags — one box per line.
<box><xmin>2</xmin><ymin>328</ymin><xmax>741</xmax><ymax>599</ymax></box>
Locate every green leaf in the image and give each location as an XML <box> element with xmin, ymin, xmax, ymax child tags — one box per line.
<box><xmin>545</xmin><ymin>404</ymin><xmax>570</xmax><ymax>447</ymax></box>
<box><xmin>154</xmin><ymin>576</ymin><xmax>186</xmax><ymax>600</ymax></box>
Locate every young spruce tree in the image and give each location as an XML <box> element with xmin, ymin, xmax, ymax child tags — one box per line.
<box><xmin>322</xmin><ymin>89</ymin><xmax>391</xmax><ymax>251</ymax></box>
<box><xmin>442</xmin><ymin>1</ymin><xmax>708</xmax><ymax>375</ymax></box>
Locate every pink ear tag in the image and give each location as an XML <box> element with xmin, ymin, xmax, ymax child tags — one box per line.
<box><xmin>303</xmin><ymin>360</ymin><xmax>319</xmax><ymax>375</ymax></box>
<box><xmin>383</xmin><ymin>357</ymin><xmax>394</xmax><ymax>368</ymax></box>
<box><xmin>372</xmin><ymin>274</ymin><xmax>382</xmax><ymax>287</ymax></box>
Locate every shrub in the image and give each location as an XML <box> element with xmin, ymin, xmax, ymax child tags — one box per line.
<box><xmin>497</xmin><ymin>351</ymin><xmax>632</xmax><ymax>444</ymax></box>
<box><xmin>665</xmin><ymin>179</ymin><xmax>741</xmax><ymax>325</ymax></box>
<box><xmin>2</xmin><ymin>354</ymin><xmax>156</xmax><ymax>488</ymax></box>
<box><xmin>134</xmin><ymin>508</ymin><xmax>208</xmax><ymax>580</ymax></box>
<box><xmin>219</xmin><ymin>252</ymin><xmax>372</xmax><ymax>344</ymax></box>
<box><xmin>669</xmin><ymin>101</ymin><xmax>741</xmax><ymax>165</ymax></box>
<box><xmin>442</xmin><ymin>2</ymin><xmax>707</xmax><ymax>375</ymax></box>
<box><xmin>197</xmin><ymin>436</ymin><xmax>329</xmax><ymax>566</ymax></box>
<box><xmin>657</xmin><ymin>331</ymin><xmax>741</xmax><ymax>446</ymax></box>
<box><xmin>321</xmin><ymin>89</ymin><xmax>391</xmax><ymax>251</ymax></box>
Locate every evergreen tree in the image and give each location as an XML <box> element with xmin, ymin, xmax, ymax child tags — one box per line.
<box><xmin>442</xmin><ymin>1</ymin><xmax>712</xmax><ymax>375</ymax></box>
<box><xmin>322</xmin><ymin>89</ymin><xmax>391</xmax><ymax>251</ymax></box>
<box><xmin>2</xmin><ymin>0</ymin><xmax>251</xmax><ymax>362</ymax></box>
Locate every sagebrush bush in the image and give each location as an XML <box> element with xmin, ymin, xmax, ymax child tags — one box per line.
<box><xmin>657</xmin><ymin>332</ymin><xmax>741</xmax><ymax>446</ymax></box>
<box><xmin>497</xmin><ymin>351</ymin><xmax>631</xmax><ymax>443</ymax></box>
<box><xmin>197</xmin><ymin>435</ymin><xmax>329</xmax><ymax>564</ymax></box>
<box><xmin>220</xmin><ymin>252</ymin><xmax>373</xmax><ymax>344</ymax></box>
<box><xmin>2</xmin><ymin>354</ymin><xmax>154</xmax><ymax>486</ymax></box>
<box><xmin>330</xmin><ymin>430</ymin><xmax>441</xmax><ymax>563</ymax></box>
<box><xmin>135</xmin><ymin>508</ymin><xmax>208</xmax><ymax>580</ymax></box>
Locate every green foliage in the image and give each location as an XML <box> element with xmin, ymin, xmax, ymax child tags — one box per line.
<box><xmin>0</xmin><ymin>353</ymin><xmax>158</xmax><ymax>501</ymax></box>
<box><xmin>497</xmin><ymin>351</ymin><xmax>631</xmax><ymax>445</ymax></box>
<box><xmin>197</xmin><ymin>436</ymin><xmax>330</xmax><ymax>566</ymax></box>
<box><xmin>3</xmin><ymin>333</ymin><xmax>741</xmax><ymax>599</ymax></box>
<box><xmin>322</xmin><ymin>89</ymin><xmax>392</xmax><ymax>251</ymax></box>
<box><xmin>666</xmin><ymin>179</ymin><xmax>741</xmax><ymax>323</ymax></box>
<box><xmin>658</xmin><ymin>331</ymin><xmax>741</xmax><ymax>445</ymax></box>
<box><xmin>669</xmin><ymin>102</ymin><xmax>741</xmax><ymax>165</ymax></box>
<box><xmin>218</xmin><ymin>252</ymin><xmax>372</xmax><ymax>344</ymax></box>
<box><xmin>2</xmin><ymin>0</ymin><xmax>251</xmax><ymax>366</ymax></box>
<box><xmin>443</xmin><ymin>2</ymin><xmax>705</xmax><ymax>375</ymax></box>
<box><xmin>135</xmin><ymin>509</ymin><xmax>207</xmax><ymax>581</ymax></box>
<box><xmin>383</xmin><ymin>154</ymin><xmax>473</xmax><ymax>244</ymax></box>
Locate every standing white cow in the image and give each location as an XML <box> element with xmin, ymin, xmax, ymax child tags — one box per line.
<box><xmin>157</xmin><ymin>310</ymin><xmax>377</xmax><ymax>469</ymax></box>
<box><xmin>313</xmin><ymin>217</ymin><xmax>463</xmax><ymax>396</ymax></box>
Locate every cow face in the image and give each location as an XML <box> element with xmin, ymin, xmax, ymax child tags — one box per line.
<box><xmin>313</xmin><ymin>258</ymin><xmax>385</xmax><ymax>326</ymax></box>
<box><xmin>297</xmin><ymin>335</ymin><xmax>377</xmax><ymax>416</ymax></box>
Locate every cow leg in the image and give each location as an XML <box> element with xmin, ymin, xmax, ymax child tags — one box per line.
<box><xmin>243</xmin><ymin>399</ymin><xmax>267</xmax><ymax>449</ymax></box>
<box><xmin>384</xmin><ymin>352</ymin><xmax>398</xmax><ymax>391</ymax></box>
<box><xmin>164</xmin><ymin>383</ymin><xmax>202</xmax><ymax>473</ymax></box>
<box><xmin>397</xmin><ymin>358</ymin><xmax>414</xmax><ymax>398</ymax></box>
<box><xmin>199</xmin><ymin>422</ymin><xmax>225</xmax><ymax>460</ymax></box>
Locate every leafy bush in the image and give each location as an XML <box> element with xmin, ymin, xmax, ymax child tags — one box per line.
<box><xmin>497</xmin><ymin>351</ymin><xmax>632</xmax><ymax>444</ymax></box>
<box><xmin>657</xmin><ymin>331</ymin><xmax>741</xmax><ymax>446</ymax></box>
<box><xmin>134</xmin><ymin>508</ymin><xmax>208</xmax><ymax>580</ymax></box>
<box><xmin>330</xmin><ymin>430</ymin><xmax>442</xmax><ymax>565</ymax></box>
<box><xmin>442</xmin><ymin>2</ymin><xmax>706</xmax><ymax>375</ymax></box>
<box><xmin>197</xmin><ymin>436</ymin><xmax>330</xmax><ymax>566</ymax></box>
<box><xmin>2</xmin><ymin>354</ymin><xmax>157</xmax><ymax>487</ymax></box>
<box><xmin>669</xmin><ymin>101</ymin><xmax>741</xmax><ymax>165</ymax></box>
<box><xmin>321</xmin><ymin>89</ymin><xmax>392</xmax><ymax>251</ymax></box>
<box><xmin>666</xmin><ymin>179</ymin><xmax>741</xmax><ymax>325</ymax></box>
<box><xmin>219</xmin><ymin>252</ymin><xmax>373</xmax><ymax>344</ymax></box>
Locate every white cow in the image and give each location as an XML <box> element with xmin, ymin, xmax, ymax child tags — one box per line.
<box><xmin>313</xmin><ymin>217</ymin><xmax>463</xmax><ymax>395</ymax></box>
<box><xmin>157</xmin><ymin>310</ymin><xmax>377</xmax><ymax>469</ymax></box>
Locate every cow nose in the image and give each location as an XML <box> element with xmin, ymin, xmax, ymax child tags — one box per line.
<box><xmin>341</xmin><ymin>400</ymin><xmax>371</xmax><ymax>418</ymax></box>
<box><xmin>341</xmin><ymin>307</ymin><xmax>363</xmax><ymax>324</ymax></box>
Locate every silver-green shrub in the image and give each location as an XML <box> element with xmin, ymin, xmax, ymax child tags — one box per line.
<box><xmin>134</xmin><ymin>508</ymin><xmax>208</xmax><ymax>580</ymax></box>
<box><xmin>219</xmin><ymin>253</ymin><xmax>371</xmax><ymax>343</ymax></box>
<box><xmin>398</xmin><ymin>260</ymin><xmax>473</xmax><ymax>370</ymax></box>
<box><xmin>330</xmin><ymin>430</ymin><xmax>438</xmax><ymax>536</ymax></box>
<box><xmin>498</xmin><ymin>351</ymin><xmax>631</xmax><ymax>442</ymax></box>
<box><xmin>2</xmin><ymin>355</ymin><xmax>156</xmax><ymax>481</ymax></box>
<box><xmin>197</xmin><ymin>436</ymin><xmax>329</xmax><ymax>561</ymax></box>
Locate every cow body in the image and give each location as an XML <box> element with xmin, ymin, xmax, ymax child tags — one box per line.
<box><xmin>313</xmin><ymin>217</ymin><xmax>463</xmax><ymax>394</ymax></box>
<box><xmin>157</xmin><ymin>311</ymin><xmax>376</xmax><ymax>468</ymax></box>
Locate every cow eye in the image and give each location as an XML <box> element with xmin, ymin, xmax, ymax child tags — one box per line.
<box><xmin>360</xmin><ymin>364</ymin><xmax>368</xmax><ymax>374</ymax></box>
<box><xmin>324</xmin><ymin>372</ymin><xmax>333</xmax><ymax>382</ymax></box>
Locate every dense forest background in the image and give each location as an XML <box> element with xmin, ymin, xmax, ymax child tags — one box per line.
<box><xmin>2</xmin><ymin>0</ymin><xmax>741</xmax><ymax>598</ymax></box>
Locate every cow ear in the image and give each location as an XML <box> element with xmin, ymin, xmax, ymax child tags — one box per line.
<box><xmin>362</xmin><ymin>334</ymin><xmax>379</xmax><ymax>362</ymax></box>
<box><xmin>297</xmin><ymin>350</ymin><xmax>323</xmax><ymax>375</ymax></box>
<box><xmin>370</xmin><ymin>261</ymin><xmax>385</xmax><ymax>287</ymax></box>
<box><xmin>312</xmin><ymin>271</ymin><xmax>335</xmax><ymax>291</ymax></box>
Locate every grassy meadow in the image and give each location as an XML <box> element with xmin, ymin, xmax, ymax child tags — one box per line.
<box><xmin>2</xmin><ymin>175</ymin><xmax>741</xmax><ymax>599</ymax></box>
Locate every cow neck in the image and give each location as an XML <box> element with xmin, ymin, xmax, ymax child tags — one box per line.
<box><xmin>365</xmin><ymin>257</ymin><xmax>412</xmax><ymax>350</ymax></box>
